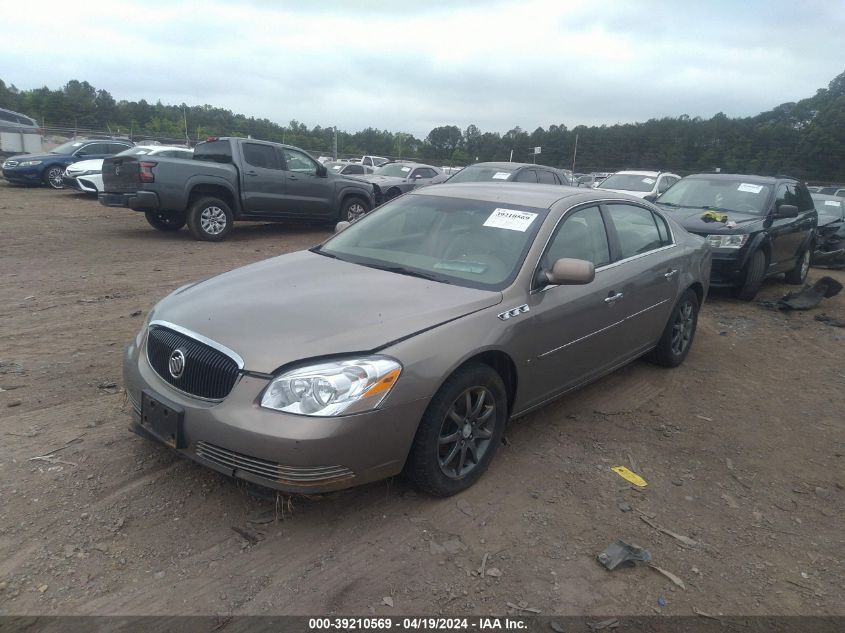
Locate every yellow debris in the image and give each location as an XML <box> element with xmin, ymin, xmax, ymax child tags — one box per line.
<box><xmin>611</xmin><ymin>466</ymin><xmax>648</xmax><ymax>487</ymax></box>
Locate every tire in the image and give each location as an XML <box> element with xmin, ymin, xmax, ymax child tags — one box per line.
<box><xmin>340</xmin><ymin>196</ymin><xmax>370</xmax><ymax>222</ymax></box>
<box><xmin>784</xmin><ymin>247</ymin><xmax>811</xmax><ymax>284</ymax></box>
<box><xmin>735</xmin><ymin>249</ymin><xmax>766</xmax><ymax>301</ymax></box>
<box><xmin>648</xmin><ymin>289</ymin><xmax>699</xmax><ymax>368</ymax></box>
<box><xmin>405</xmin><ymin>363</ymin><xmax>507</xmax><ymax>497</ymax></box>
<box><xmin>186</xmin><ymin>197</ymin><xmax>233</xmax><ymax>242</ymax></box>
<box><xmin>145</xmin><ymin>210</ymin><xmax>186</xmax><ymax>232</ymax></box>
<box><xmin>43</xmin><ymin>166</ymin><xmax>64</xmax><ymax>189</ymax></box>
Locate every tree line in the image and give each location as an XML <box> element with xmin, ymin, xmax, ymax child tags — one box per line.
<box><xmin>1</xmin><ymin>70</ymin><xmax>843</xmax><ymax>182</ymax></box>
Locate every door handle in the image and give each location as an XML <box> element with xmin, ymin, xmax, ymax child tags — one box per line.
<box><xmin>289</xmin><ymin>175</ymin><xmax>299</xmax><ymax>180</ymax></box>
<box><xmin>245</xmin><ymin>170</ymin><xmax>258</xmax><ymax>177</ymax></box>
<box><xmin>604</xmin><ymin>292</ymin><xmax>624</xmax><ymax>303</ymax></box>
<box><xmin>664</xmin><ymin>269</ymin><xmax>678</xmax><ymax>279</ymax></box>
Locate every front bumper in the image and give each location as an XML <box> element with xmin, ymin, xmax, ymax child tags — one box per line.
<box><xmin>2</xmin><ymin>167</ymin><xmax>42</xmax><ymax>183</ymax></box>
<box><xmin>123</xmin><ymin>339</ymin><xmax>427</xmax><ymax>494</ymax></box>
<box><xmin>99</xmin><ymin>190</ymin><xmax>160</xmax><ymax>210</ymax></box>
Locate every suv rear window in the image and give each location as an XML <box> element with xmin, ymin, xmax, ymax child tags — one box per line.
<box><xmin>194</xmin><ymin>140</ymin><xmax>233</xmax><ymax>164</ymax></box>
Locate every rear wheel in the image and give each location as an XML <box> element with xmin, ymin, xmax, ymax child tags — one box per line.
<box><xmin>186</xmin><ymin>197</ymin><xmax>233</xmax><ymax>242</ymax></box>
<box><xmin>784</xmin><ymin>248</ymin><xmax>811</xmax><ymax>284</ymax></box>
<box><xmin>648</xmin><ymin>289</ymin><xmax>699</xmax><ymax>368</ymax></box>
<box><xmin>405</xmin><ymin>364</ymin><xmax>507</xmax><ymax>497</ymax></box>
<box><xmin>735</xmin><ymin>249</ymin><xmax>766</xmax><ymax>301</ymax></box>
<box><xmin>145</xmin><ymin>210</ymin><xmax>186</xmax><ymax>232</ymax></box>
<box><xmin>43</xmin><ymin>166</ymin><xmax>64</xmax><ymax>189</ymax></box>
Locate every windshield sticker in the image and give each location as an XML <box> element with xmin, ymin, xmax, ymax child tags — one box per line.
<box><xmin>483</xmin><ymin>208</ymin><xmax>538</xmax><ymax>232</ymax></box>
<box><xmin>738</xmin><ymin>183</ymin><xmax>763</xmax><ymax>194</ymax></box>
<box><xmin>332</xmin><ymin>165</ymin><xmax>342</xmax><ymax>170</ymax></box>
<box><xmin>492</xmin><ymin>172</ymin><xmax>511</xmax><ymax>180</ymax></box>
<box><xmin>400</xmin><ymin>166</ymin><xmax>411</xmax><ymax>172</ymax></box>
<box><xmin>641</xmin><ymin>177</ymin><xmax>655</xmax><ymax>184</ymax></box>
<box><xmin>824</xmin><ymin>200</ymin><xmax>841</xmax><ymax>207</ymax></box>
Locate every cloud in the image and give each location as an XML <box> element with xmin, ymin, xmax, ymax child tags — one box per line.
<box><xmin>2</xmin><ymin>0</ymin><xmax>843</xmax><ymax>136</ymax></box>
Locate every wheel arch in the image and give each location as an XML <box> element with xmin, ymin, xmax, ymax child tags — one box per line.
<box><xmin>187</xmin><ymin>181</ymin><xmax>239</xmax><ymax>216</ymax></box>
<box><xmin>450</xmin><ymin>350</ymin><xmax>518</xmax><ymax>416</ymax></box>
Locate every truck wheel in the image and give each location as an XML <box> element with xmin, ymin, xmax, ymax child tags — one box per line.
<box><xmin>187</xmin><ymin>197</ymin><xmax>233</xmax><ymax>242</ymax></box>
<box><xmin>784</xmin><ymin>248</ymin><xmax>811</xmax><ymax>284</ymax></box>
<box><xmin>145</xmin><ymin>210</ymin><xmax>186</xmax><ymax>232</ymax></box>
<box><xmin>735</xmin><ymin>249</ymin><xmax>766</xmax><ymax>301</ymax></box>
<box><xmin>43</xmin><ymin>166</ymin><xmax>64</xmax><ymax>189</ymax></box>
<box><xmin>341</xmin><ymin>197</ymin><xmax>371</xmax><ymax>222</ymax></box>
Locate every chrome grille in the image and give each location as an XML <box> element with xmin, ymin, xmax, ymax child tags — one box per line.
<box><xmin>195</xmin><ymin>441</ymin><xmax>355</xmax><ymax>486</ymax></box>
<box><xmin>146</xmin><ymin>325</ymin><xmax>240</xmax><ymax>400</ymax></box>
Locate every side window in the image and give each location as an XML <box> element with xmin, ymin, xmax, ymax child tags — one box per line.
<box><xmin>607</xmin><ymin>204</ymin><xmax>665</xmax><ymax>258</ymax></box>
<box><xmin>109</xmin><ymin>143</ymin><xmax>132</xmax><ymax>154</ymax></box>
<box><xmin>658</xmin><ymin>176</ymin><xmax>672</xmax><ymax>193</ymax></box>
<box><xmin>76</xmin><ymin>143</ymin><xmax>108</xmax><ymax>156</ymax></box>
<box><xmin>795</xmin><ymin>185</ymin><xmax>815</xmax><ymax>210</ymax></box>
<box><xmin>538</xmin><ymin>170</ymin><xmax>556</xmax><ymax>184</ymax></box>
<box><xmin>543</xmin><ymin>206</ymin><xmax>611</xmax><ymax>269</ymax></box>
<box><xmin>412</xmin><ymin>167</ymin><xmax>437</xmax><ymax>179</ymax></box>
<box><xmin>243</xmin><ymin>143</ymin><xmax>281</xmax><ymax>170</ymax></box>
<box><xmin>282</xmin><ymin>148</ymin><xmax>317</xmax><ymax>175</ymax></box>
<box><xmin>515</xmin><ymin>169</ymin><xmax>538</xmax><ymax>183</ymax></box>
<box><xmin>345</xmin><ymin>164</ymin><xmax>363</xmax><ymax>174</ymax></box>
<box><xmin>653</xmin><ymin>212</ymin><xmax>673</xmax><ymax>246</ymax></box>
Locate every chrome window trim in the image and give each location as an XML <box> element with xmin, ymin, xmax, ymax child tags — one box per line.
<box><xmin>148</xmin><ymin>319</ymin><xmax>245</xmax><ymax>369</ymax></box>
<box><xmin>530</xmin><ymin>198</ymin><xmax>677</xmax><ymax>294</ymax></box>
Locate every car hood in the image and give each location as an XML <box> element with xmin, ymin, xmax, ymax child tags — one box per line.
<box><xmin>657</xmin><ymin>205</ymin><xmax>765</xmax><ymax>234</ymax></box>
<box><xmin>355</xmin><ymin>174</ymin><xmax>408</xmax><ymax>186</ymax></box>
<box><xmin>152</xmin><ymin>250</ymin><xmax>502</xmax><ymax>373</ymax></box>
<box><xmin>5</xmin><ymin>151</ymin><xmax>69</xmax><ymax>162</ymax></box>
<box><xmin>66</xmin><ymin>158</ymin><xmax>104</xmax><ymax>172</ymax></box>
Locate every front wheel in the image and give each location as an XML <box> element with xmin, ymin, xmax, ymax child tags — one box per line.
<box><xmin>341</xmin><ymin>197</ymin><xmax>371</xmax><ymax>222</ymax></box>
<box><xmin>145</xmin><ymin>210</ymin><xmax>186</xmax><ymax>232</ymax></box>
<box><xmin>405</xmin><ymin>364</ymin><xmax>507</xmax><ymax>497</ymax></box>
<box><xmin>43</xmin><ymin>166</ymin><xmax>64</xmax><ymax>189</ymax></box>
<box><xmin>186</xmin><ymin>197</ymin><xmax>233</xmax><ymax>242</ymax></box>
<box><xmin>648</xmin><ymin>289</ymin><xmax>699</xmax><ymax>368</ymax></box>
<box><xmin>735</xmin><ymin>249</ymin><xmax>766</xmax><ymax>301</ymax></box>
<box><xmin>784</xmin><ymin>248</ymin><xmax>811</xmax><ymax>284</ymax></box>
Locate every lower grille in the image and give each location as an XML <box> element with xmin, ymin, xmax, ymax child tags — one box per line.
<box><xmin>195</xmin><ymin>441</ymin><xmax>355</xmax><ymax>486</ymax></box>
<box><xmin>146</xmin><ymin>325</ymin><xmax>240</xmax><ymax>400</ymax></box>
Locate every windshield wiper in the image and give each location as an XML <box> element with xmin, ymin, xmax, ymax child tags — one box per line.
<box><xmin>365</xmin><ymin>263</ymin><xmax>450</xmax><ymax>283</ymax></box>
<box><xmin>697</xmin><ymin>205</ymin><xmax>736</xmax><ymax>213</ymax></box>
<box><xmin>309</xmin><ymin>245</ymin><xmax>340</xmax><ymax>259</ymax></box>
<box><xmin>657</xmin><ymin>201</ymin><xmax>680</xmax><ymax>207</ymax></box>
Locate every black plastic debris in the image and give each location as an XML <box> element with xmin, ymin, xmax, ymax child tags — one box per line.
<box><xmin>776</xmin><ymin>276</ymin><xmax>843</xmax><ymax>310</ymax></box>
<box><xmin>597</xmin><ymin>540</ymin><xmax>652</xmax><ymax>571</ymax></box>
<box><xmin>816</xmin><ymin>314</ymin><xmax>845</xmax><ymax>328</ymax></box>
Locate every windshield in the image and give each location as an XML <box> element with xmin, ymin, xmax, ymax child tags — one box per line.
<box><xmin>599</xmin><ymin>174</ymin><xmax>657</xmax><ymax>192</ymax></box>
<box><xmin>50</xmin><ymin>140</ymin><xmax>86</xmax><ymax>154</ymax></box>
<box><xmin>813</xmin><ymin>195</ymin><xmax>844</xmax><ymax>221</ymax></box>
<box><xmin>376</xmin><ymin>163</ymin><xmax>415</xmax><ymax>177</ymax></box>
<box><xmin>319</xmin><ymin>194</ymin><xmax>548</xmax><ymax>290</ymax></box>
<box><xmin>657</xmin><ymin>178</ymin><xmax>772</xmax><ymax>215</ymax></box>
<box><xmin>447</xmin><ymin>166</ymin><xmax>514</xmax><ymax>183</ymax></box>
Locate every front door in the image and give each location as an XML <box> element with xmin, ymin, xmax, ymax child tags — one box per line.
<box><xmin>768</xmin><ymin>183</ymin><xmax>813</xmax><ymax>271</ymax></box>
<box><xmin>280</xmin><ymin>147</ymin><xmax>334</xmax><ymax>217</ymax></box>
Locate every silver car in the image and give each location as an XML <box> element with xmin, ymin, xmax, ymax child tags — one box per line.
<box><xmin>124</xmin><ymin>184</ymin><xmax>711</xmax><ymax>496</ymax></box>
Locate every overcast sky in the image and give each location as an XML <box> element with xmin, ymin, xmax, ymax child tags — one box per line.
<box><xmin>1</xmin><ymin>0</ymin><xmax>843</xmax><ymax>137</ymax></box>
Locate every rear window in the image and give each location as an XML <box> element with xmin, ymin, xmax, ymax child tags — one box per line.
<box><xmin>194</xmin><ymin>140</ymin><xmax>233</xmax><ymax>164</ymax></box>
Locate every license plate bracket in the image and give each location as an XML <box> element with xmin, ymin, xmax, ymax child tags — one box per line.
<box><xmin>141</xmin><ymin>390</ymin><xmax>185</xmax><ymax>449</ymax></box>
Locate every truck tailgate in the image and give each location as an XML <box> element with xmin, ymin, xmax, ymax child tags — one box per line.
<box><xmin>102</xmin><ymin>156</ymin><xmax>142</xmax><ymax>193</ymax></box>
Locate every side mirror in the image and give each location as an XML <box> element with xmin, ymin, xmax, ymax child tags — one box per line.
<box><xmin>317</xmin><ymin>164</ymin><xmax>328</xmax><ymax>177</ymax></box>
<box><xmin>774</xmin><ymin>204</ymin><xmax>799</xmax><ymax>219</ymax></box>
<box><xmin>644</xmin><ymin>193</ymin><xmax>658</xmax><ymax>202</ymax></box>
<box><xmin>335</xmin><ymin>221</ymin><xmax>351</xmax><ymax>233</ymax></box>
<box><xmin>539</xmin><ymin>258</ymin><xmax>595</xmax><ymax>287</ymax></box>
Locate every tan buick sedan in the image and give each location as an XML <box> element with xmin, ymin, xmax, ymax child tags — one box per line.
<box><xmin>124</xmin><ymin>183</ymin><xmax>711</xmax><ymax>496</ymax></box>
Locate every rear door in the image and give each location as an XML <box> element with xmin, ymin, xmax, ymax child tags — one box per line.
<box><xmin>239</xmin><ymin>142</ymin><xmax>286</xmax><ymax>214</ymax></box>
<box><xmin>280</xmin><ymin>147</ymin><xmax>334</xmax><ymax>217</ymax></box>
<box><xmin>602</xmin><ymin>202</ymin><xmax>680</xmax><ymax>354</ymax></box>
<box><xmin>514</xmin><ymin>169</ymin><xmax>538</xmax><ymax>183</ymax></box>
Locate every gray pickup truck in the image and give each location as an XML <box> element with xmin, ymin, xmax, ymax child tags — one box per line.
<box><xmin>98</xmin><ymin>137</ymin><xmax>375</xmax><ymax>241</ymax></box>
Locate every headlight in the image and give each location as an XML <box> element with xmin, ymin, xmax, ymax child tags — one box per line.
<box><xmin>69</xmin><ymin>169</ymin><xmax>98</xmax><ymax>177</ymax></box>
<box><xmin>260</xmin><ymin>356</ymin><xmax>402</xmax><ymax>417</ymax></box>
<box><xmin>19</xmin><ymin>160</ymin><xmax>43</xmax><ymax>167</ymax></box>
<box><xmin>706</xmin><ymin>234</ymin><xmax>749</xmax><ymax>249</ymax></box>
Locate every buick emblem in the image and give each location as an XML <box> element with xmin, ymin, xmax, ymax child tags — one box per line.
<box><xmin>168</xmin><ymin>349</ymin><xmax>186</xmax><ymax>379</ymax></box>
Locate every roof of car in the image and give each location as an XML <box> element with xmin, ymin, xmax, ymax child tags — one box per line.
<box><xmin>411</xmin><ymin>182</ymin><xmax>631</xmax><ymax>208</ymax></box>
<box><xmin>685</xmin><ymin>173</ymin><xmax>792</xmax><ymax>184</ymax></box>
<box><xmin>381</xmin><ymin>161</ymin><xmax>437</xmax><ymax>169</ymax></box>
<box><xmin>468</xmin><ymin>162</ymin><xmax>560</xmax><ymax>171</ymax></box>
<box><xmin>613</xmin><ymin>170</ymin><xmax>661</xmax><ymax>177</ymax></box>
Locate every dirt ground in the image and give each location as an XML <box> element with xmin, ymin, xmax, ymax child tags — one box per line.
<box><xmin>0</xmin><ymin>181</ymin><xmax>843</xmax><ymax>618</ymax></box>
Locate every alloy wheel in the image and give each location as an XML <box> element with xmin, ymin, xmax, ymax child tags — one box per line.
<box><xmin>671</xmin><ymin>301</ymin><xmax>694</xmax><ymax>356</ymax></box>
<box><xmin>347</xmin><ymin>202</ymin><xmax>367</xmax><ymax>221</ymax></box>
<box><xmin>438</xmin><ymin>386</ymin><xmax>496</xmax><ymax>479</ymax></box>
<box><xmin>200</xmin><ymin>206</ymin><xmax>227</xmax><ymax>235</ymax></box>
<box><xmin>47</xmin><ymin>168</ymin><xmax>64</xmax><ymax>189</ymax></box>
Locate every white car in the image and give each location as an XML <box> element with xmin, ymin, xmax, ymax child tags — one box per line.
<box><xmin>596</xmin><ymin>170</ymin><xmax>681</xmax><ymax>200</ymax></box>
<box><xmin>63</xmin><ymin>145</ymin><xmax>193</xmax><ymax>194</ymax></box>
<box><xmin>361</xmin><ymin>155</ymin><xmax>389</xmax><ymax>168</ymax></box>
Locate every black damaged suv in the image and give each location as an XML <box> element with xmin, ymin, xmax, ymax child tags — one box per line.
<box><xmin>655</xmin><ymin>174</ymin><xmax>817</xmax><ymax>300</ymax></box>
